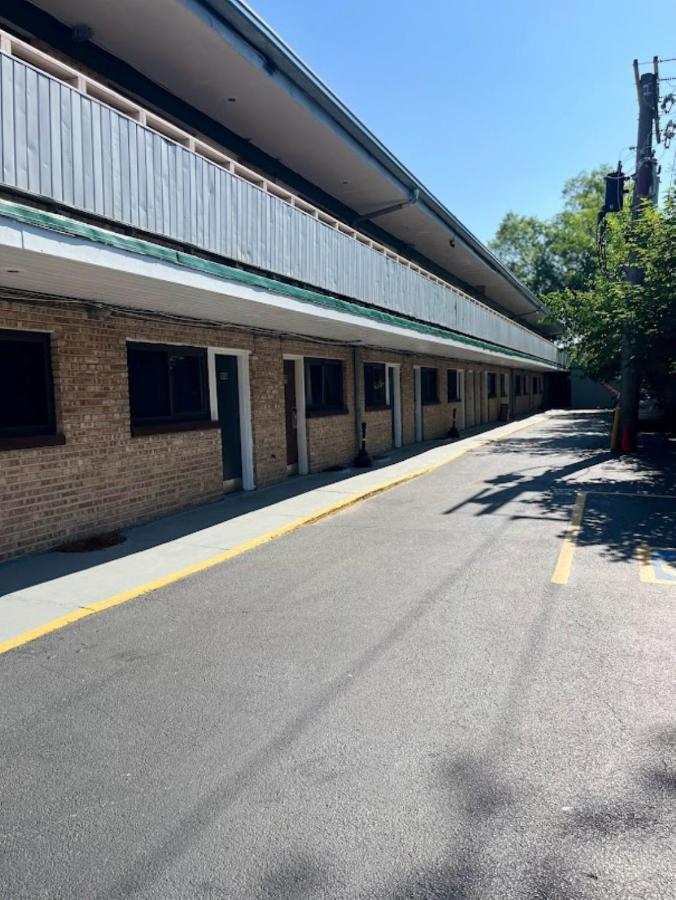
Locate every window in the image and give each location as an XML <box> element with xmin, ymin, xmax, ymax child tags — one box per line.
<box><xmin>127</xmin><ymin>342</ymin><xmax>209</xmax><ymax>428</ymax></box>
<box><xmin>487</xmin><ymin>373</ymin><xmax>497</xmax><ymax>398</ymax></box>
<box><xmin>305</xmin><ymin>358</ymin><xmax>344</xmax><ymax>413</ymax></box>
<box><xmin>447</xmin><ymin>369</ymin><xmax>460</xmax><ymax>402</ymax></box>
<box><xmin>500</xmin><ymin>373</ymin><xmax>508</xmax><ymax>397</ymax></box>
<box><xmin>364</xmin><ymin>362</ymin><xmax>387</xmax><ymax>408</ymax></box>
<box><xmin>420</xmin><ymin>367</ymin><xmax>438</xmax><ymax>404</ymax></box>
<box><xmin>514</xmin><ymin>375</ymin><xmax>522</xmax><ymax>396</ymax></box>
<box><xmin>0</xmin><ymin>329</ymin><xmax>56</xmax><ymax>438</ymax></box>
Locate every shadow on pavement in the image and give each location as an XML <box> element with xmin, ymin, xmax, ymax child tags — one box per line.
<box><xmin>444</xmin><ymin>412</ymin><xmax>676</xmax><ymax>563</ymax></box>
<box><xmin>0</xmin><ymin>423</ymin><xmax>501</xmax><ymax>597</ymax></box>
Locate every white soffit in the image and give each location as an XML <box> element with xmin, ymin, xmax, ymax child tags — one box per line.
<box><xmin>21</xmin><ymin>0</ymin><xmax>542</xmax><ymax>322</ymax></box>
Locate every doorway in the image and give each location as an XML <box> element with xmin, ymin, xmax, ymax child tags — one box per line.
<box><xmin>215</xmin><ymin>354</ymin><xmax>242</xmax><ymax>484</ymax></box>
<box><xmin>282</xmin><ymin>355</ymin><xmax>309</xmax><ymax>475</ymax></box>
<box><xmin>386</xmin><ymin>364</ymin><xmax>402</xmax><ymax>448</ymax></box>
<box><xmin>465</xmin><ymin>370</ymin><xmax>475</xmax><ymax>428</ymax></box>
<box><xmin>414</xmin><ymin>366</ymin><xmax>423</xmax><ymax>442</ymax></box>
<box><xmin>284</xmin><ymin>358</ymin><xmax>299</xmax><ymax>472</ymax></box>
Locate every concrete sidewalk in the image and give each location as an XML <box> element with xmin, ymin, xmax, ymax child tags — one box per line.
<box><xmin>0</xmin><ymin>413</ymin><xmax>552</xmax><ymax>651</ymax></box>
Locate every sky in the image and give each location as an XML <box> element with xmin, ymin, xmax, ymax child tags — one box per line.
<box><xmin>247</xmin><ymin>0</ymin><xmax>676</xmax><ymax>243</ymax></box>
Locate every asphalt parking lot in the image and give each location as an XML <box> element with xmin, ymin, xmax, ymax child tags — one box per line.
<box><xmin>1</xmin><ymin>411</ymin><xmax>674</xmax><ymax>899</ymax></box>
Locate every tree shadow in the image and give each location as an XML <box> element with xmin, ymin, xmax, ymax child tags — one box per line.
<box><xmin>443</xmin><ymin>412</ymin><xmax>676</xmax><ymax>563</ymax></box>
<box><xmin>254</xmin><ymin>852</ymin><xmax>329</xmax><ymax>899</ymax></box>
<box><xmin>382</xmin><ymin>727</ymin><xmax>675</xmax><ymax>899</ymax></box>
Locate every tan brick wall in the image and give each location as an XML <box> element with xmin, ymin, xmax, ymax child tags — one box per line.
<box><xmin>410</xmin><ymin>355</ymin><xmax>466</xmax><ymax>441</ymax></box>
<box><xmin>250</xmin><ymin>335</ymin><xmax>287</xmax><ymax>486</ymax></box>
<box><xmin>361</xmin><ymin>351</ymin><xmax>405</xmax><ymax>458</ymax></box>
<box><xmin>0</xmin><ymin>298</ymin><xmax>550</xmax><ymax>560</ymax></box>
<box><xmin>0</xmin><ymin>299</ymin><xmax>248</xmax><ymax>559</ymax></box>
<box><xmin>281</xmin><ymin>340</ymin><xmax>356</xmax><ymax>473</ymax></box>
<box><xmin>364</xmin><ymin>408</ymin><xmax>392</xmax><ymax>458</ymax></box>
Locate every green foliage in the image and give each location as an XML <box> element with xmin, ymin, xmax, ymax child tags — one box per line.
<box><xmin>489</xmin><ymin>168</ymin><xmax>676</xmax><ymax>401</ymax></box>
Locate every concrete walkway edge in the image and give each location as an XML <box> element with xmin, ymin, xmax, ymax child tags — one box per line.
<box><xmin>0</xmin><ymin>412</ymin><xmax>553</xmax><ymax>655</ymax></box>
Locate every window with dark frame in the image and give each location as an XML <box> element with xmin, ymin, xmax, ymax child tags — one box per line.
<box><xmin>447</xmin><ymin>369</ymin><xmax>460</xmax><ymax>402</ymax></box>
<box><xmin>127</xmin><ymin>342</ymin><xmax>209</xmax><ymax>428</ymax></box>
<box><xmin>500</xmin><ymin>373</ymin><xmax>508</xmax><ymax>397</ymax></box>
<box><xmin>514</xmin><ymin>375</ymin><xmax>522</xmax><ymax>396</ymax></box>
<box><xmin>487</xmin><ymin>372</ymin><xmax>497</xmax><ymax>398</ymax></box>
<box><xmin>420</xmin><ymin>367</ymin><xmax>438</xmax><ymax>404</ymax></box>
<box><xmin>305</xmin><ymin>358</ymin><xmax>344</xmax><ymax>413</ymax></box>
<box><xmin>364</xmin><ymin>362</ymin><xmax>387</xmax><ymax>408</ymax></box>
<box><xmin>0</xmin><ymin>329</ymin><xmax>56</xmax><ymax>438</ymax></box>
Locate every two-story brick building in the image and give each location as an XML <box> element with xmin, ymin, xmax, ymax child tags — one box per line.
<box><xmin>0</xmin><ymin>0</ymin><xmax>565</xmax><ymax>560</ymax></box>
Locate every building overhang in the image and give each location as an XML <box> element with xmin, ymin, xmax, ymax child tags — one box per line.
<box><xmin>8</xmin><ymin>0</ymin><xmax>552</xmax><ymax>332</ymax></box>
<box><xmin>0</xmin><ymin>202</ymin><xmax>562</xmax><ymax>371</ymax></box>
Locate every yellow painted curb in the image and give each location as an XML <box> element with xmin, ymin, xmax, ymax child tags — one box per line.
<box><xmin>0</xmin><ymin>414</ymin><xmax>544</xmax><ymax>656</ymax></box>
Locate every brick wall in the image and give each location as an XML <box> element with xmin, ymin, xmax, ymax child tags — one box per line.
<box><xmin>1</xmin><ymin>297</ymin><xmax>549</xmax><ymax>560</ymax></box>
<box><xmin>0</xmin><ymin>299</ymin><xmax>248</xmax><ymax>559</ymax></box>
<box><xmin>281</xmin><ymin>340</ymin><xmax>356</xmax><ymax>473</ymax></box>
<box><xmin>250</xmin><ymin>335</ymin><xmax>287</xmax><ymax>486</ymax></box>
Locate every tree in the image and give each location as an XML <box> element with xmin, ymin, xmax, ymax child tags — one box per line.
<box><xmin>489</xmin><ymin>168</ymin><xmax>676</xmax><ymax>424</ymax></box>
<box><xmin>489</xmin><ymin>168</ymin><xmax>607</xmax><ymax>297</ymax></box>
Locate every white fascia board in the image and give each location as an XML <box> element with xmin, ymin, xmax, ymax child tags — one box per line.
<box><xmin>0</xmin><ymin>214</ymin><xmax>559</xmax><ymax>371</ymax></box>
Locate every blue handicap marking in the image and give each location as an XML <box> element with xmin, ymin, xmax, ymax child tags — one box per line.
<box><xmin>652</xmin><ymin>549</ymin><xmax>676</xmax><ymax>583</ymax></box>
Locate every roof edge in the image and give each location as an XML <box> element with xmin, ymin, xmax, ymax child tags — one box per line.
<box><xmin>201</xmin><ymin>0</ymin><xmax>548</xmax><ymax>318</ymax></box>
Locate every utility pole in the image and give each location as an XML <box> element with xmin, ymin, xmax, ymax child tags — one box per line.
<box><xmin>619</xmin><ymin>60</ymin><xmax>659</xmax><ymax>452</ymax></box>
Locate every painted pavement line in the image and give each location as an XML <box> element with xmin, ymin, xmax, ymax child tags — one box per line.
<box><xmin>0</xmin><ymin>415</ymin><xmax>545</xmax><ymax>657</ymax></box>
<box><xmin>551</xmin><ymin>492</ymin><xmax>676</xmax><ymax>587</ymax></box>
<box><xmin>638</xmin><ymin>544</ymin><xmax>676</xmax><ymax>586</ymax></box>
<box><xmin>551</xmin><ymin>491</ymin><xmax>588</xmax><ymax>586</ymax></box>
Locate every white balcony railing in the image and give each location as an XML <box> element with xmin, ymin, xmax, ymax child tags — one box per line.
<box><xmin>0</xmin><ymin>35</ymin><xmax>558</xmax><ymax>363</ymax></box>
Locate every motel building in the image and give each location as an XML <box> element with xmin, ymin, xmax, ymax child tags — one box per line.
<box><xmin>0</xmin><ymin>0</ymin><xmax>565</xmax><ymax>561</ymax></box>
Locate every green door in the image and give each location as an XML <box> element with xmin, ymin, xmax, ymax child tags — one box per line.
<box><xmin>215</xmin><ymin>354</ymin><xmax>242</xmax><ymax>481</ymax></box>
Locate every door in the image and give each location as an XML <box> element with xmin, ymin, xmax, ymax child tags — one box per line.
<box><xmin>414</xmin><ymin>367</ymin><xmax>423</xmax><ymax>442</ymax></box>
<box><xmin>284</xmin><ymin>359</ymin><xmax>299</xmax><ymax>468</ymax></box>
<box><xmin>215</xmin><ymin>354</ymin><xmax>242</xmax><ymax>481</ymax></box>
<box><xmin>465</xmin><ymin>371</ymin><xmax>475</xmax><ymax>428</ymax></box>
<box><xmin>388</xmin><ymin>366</ymin><xmax>396</xmax><ymax>445</ymax></box>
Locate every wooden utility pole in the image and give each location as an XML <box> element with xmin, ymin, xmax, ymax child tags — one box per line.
<box><xmin>619</xmin><ymin>61</ymin><xmax>659</xmax><ymax>452</ymax></box>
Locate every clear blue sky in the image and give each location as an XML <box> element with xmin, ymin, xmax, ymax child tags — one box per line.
<box><xmin>248</xmin><ymin>0</ymin><xmax>675</xmax><ymax>243</ymax></box>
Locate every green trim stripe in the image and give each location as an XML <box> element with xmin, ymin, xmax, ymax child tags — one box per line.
<box><xmin>0</xmin><ymin>198</ymin><xmax>560</xmax><ymax>367</ymax></box>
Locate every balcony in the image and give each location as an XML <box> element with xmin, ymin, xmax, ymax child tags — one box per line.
<box><xmin>0</xmin><ymin>39</ymin><xmax>559</xmax><ymax>364</ymax></box>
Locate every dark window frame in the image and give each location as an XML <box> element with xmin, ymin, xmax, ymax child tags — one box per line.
<box><xmin>126</xmin><ymin>341</ymin><xmax>210</xmax><ymax>430</ymax></box>
<box><xmin>364</xmin><ymin>362</ymin><xmax>388</xmax><ymax>409</ymax></box>
<box><xmin>487</xmin><ymin>372</ymin><xmax>497</xmax><ymax>399</ymax></box>
<box><xmin>304</xmin><ymin>357</ymin><xmax>346</xmax><ymax>415</ymax></box>
<box><xmin>500</xmin><ymin>373</ymin><xmax>508</xmax><ymax>397</ymax></box>
<box><xmin>0</xmin><ymin>328</ymin><xmax>57</xmax><ymax>439</ymax></box>
<box><xmin>447</xmin><ymin>368</ymin><xmax>460</xmax><ymax>403</ymax></box>
<box><xmin>420</xmin><ymin>366</ymin><xmax>439</xmax><ymax>405</ymax></box>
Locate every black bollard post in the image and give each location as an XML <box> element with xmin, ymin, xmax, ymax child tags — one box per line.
<box><xmin>448</xmin><ymin>406</ymin><xmax>459</xmax><ymax>439</ymax></box>
<box><xmin>353</xmin><ymin>420</ymin><xmax>372</xmax><ymax>467</ymax></box>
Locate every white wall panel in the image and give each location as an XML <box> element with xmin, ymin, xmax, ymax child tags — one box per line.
<box><xmin>0</xmin><ymin>54</ymin><xmax>559</xmax><ymax>362</ymax></box>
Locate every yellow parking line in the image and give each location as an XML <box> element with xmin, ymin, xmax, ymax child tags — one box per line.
<box><xmin>551</xmin><ymin>491</ymin><xmax>588</xmax><ymax>585</ymax></box>
<box><xmin>638</xmin><ymin>544</ymin><xmax>657</xmax><ymax>583</ymax></box>
<box><xmin>0</xmin><ymin>414</ymin><xmax>545</xmax><ymax>657</ymax></box>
